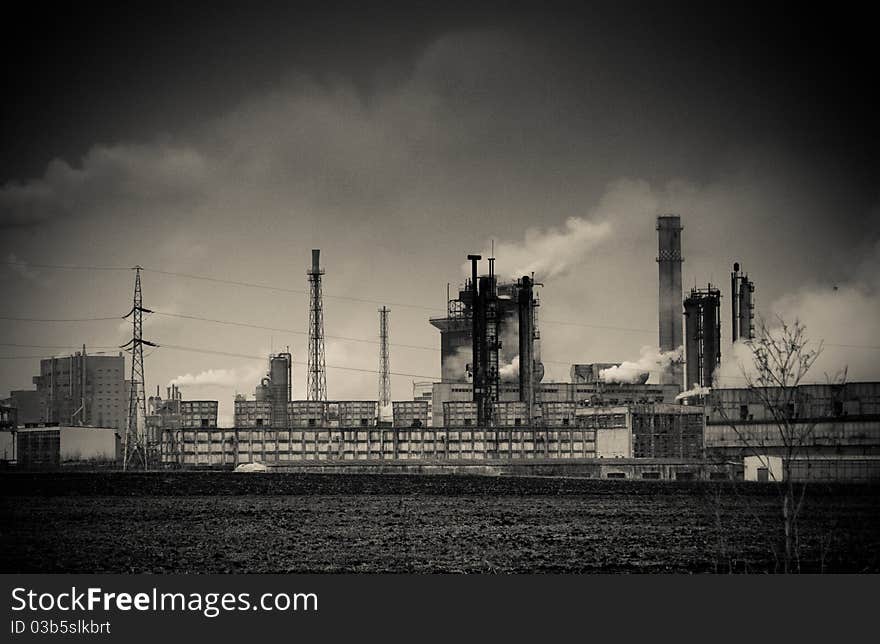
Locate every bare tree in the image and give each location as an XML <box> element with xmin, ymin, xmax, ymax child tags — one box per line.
<box><xmin>714</xmin><ymin>316</ymin><xmax>846</xmax><ymax>572</ymax></box>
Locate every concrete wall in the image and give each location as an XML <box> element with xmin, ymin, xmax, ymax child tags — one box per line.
<box><xmin>0</xmin><ymin>430</ymin><xmax>14</xmax><ymax>461</ymax></box>
<box><xmin>744</xmin><ymin>455</ymin><xmax>784</xmax><ymax>481</ymax></box>
<box><xmin>596</xmin><ymin>426</ymin><xmax>631</xmax><ymax>458</ymax></box>
<box><xmin>268</xmin><ymin>458</ymin><xmax>736</xmax><ymax>480</ymax></box>
<box><xmin>58</xmin><ymin>427</ymin><xmax>118</xmax><ymax>462</ymax></box>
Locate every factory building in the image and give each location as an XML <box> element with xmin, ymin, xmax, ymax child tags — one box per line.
<box><xmin>429</xmin><ymin>280</ymin><xmax>528</xmax><ymax>384</ymax></box>
<box><xmin>159</xmin><ymin>402</ymin><xmax>704</xmax><ymax>469</ymax></box>
<box><xmin>6</xmin><ymin>349</ymin><xmax>128</xmax><ymax>431</ymax></box>
<box><xmin>432</xmin><ymin>380</ymin><xmax>681</xmax><ymax>428</ymax></box>
<box><xmin>684</xmin><ymin>285</ymin><xmax>721</xmax><ymax>389</ymax></box>
<box><xmin>705</xmin><ymin>383</ymin><xmax>880</xmax><ymax>459</ymax></box>
<box><xmin>147</xmin><ymin>385</ymin><xmax>219</xmax><ymax>438</ymax></box>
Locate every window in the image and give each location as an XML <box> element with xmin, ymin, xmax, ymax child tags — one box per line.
<box><xmin>606</xmin><ymin>472</ymin><xmax>626</xmax><ymax>479</ymax></box>
<box><xmin>514</xmin><ymin>418</ymin><xmax>521</xmax><ymax>426</ymax></box>
<box><xmin>464</xmin><ymin>419</ymin><xmax>472</xmax><ymax>426</ymax></box>
<box><xmin>308</xmin><ymin>418</ymin><xmax>316</xmax><ymax>427</ymax></box>
<box><xmin>562</xmin><ymin>418</ymin><xmax>570</xmax><ymax>426</ymax></box>
<box><xmin>641</xmin><ymin>472</ymin><xmax>661</xmax><ymax>479</ymax></box>
<box><xmin>739</xmin><ymin>405</ymin><xmax>748</xmax><ymax>420</ymax></box>
<box><xmin>201</xmin><ymin>419</ymin><xmax>209</xmax><ymax>427</ymax></box>
<box><xmin>360</xmin><ymin>419</ymin><xmax>368</xmax><ymax>426</ymax></box>
<box><xmin>256</xmin><ymin>419</ymin><xmax>264</xmax><ymax>427</ymax></box>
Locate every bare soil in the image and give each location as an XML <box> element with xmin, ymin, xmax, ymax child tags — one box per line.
<box><xmin>2</xmin><ymin>473</ymin><xmax>878</xmax><ymax>573</ymax></box>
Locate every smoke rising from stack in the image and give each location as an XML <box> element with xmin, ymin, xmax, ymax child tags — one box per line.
<box><xmin>499</xmin><ymin>355</ymin><xmax>519</xmax><ymax>380</ymax></box>
<box><xmin>169</xmin><ymin>366</ymin><xmax>263</xmax><ymax>388</ymax></box>
<box><xmin>468</xmin><ymin>217</ymin><xmax>612</xmax><ymax>280</ymax></box>
<box><xmin>445</xmin><ymin>346</ymin><xmax>473</xmax><ymax>382</ymax></box>
<box><xmin>675</xmin><ymin>383</ymin><xmax>712</xmax><ymax>400</ymax></box>
<box><xmin>599</xmin><ymin>346</ymin><xmax>682</xmax><ymax>384</ymax></box>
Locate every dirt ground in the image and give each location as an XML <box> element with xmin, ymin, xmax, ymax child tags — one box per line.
<box><xmin>2</xmin><ymin>473</ymin><xmax>878</xmax><ymax>573</ymax></box>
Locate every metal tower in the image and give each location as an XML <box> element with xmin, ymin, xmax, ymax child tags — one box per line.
<box><xmin>121</xmin><ymin>266</ymin><xmax>155</xmax><ymax>470</ymax></box>
<box><xmin>731</xmin><ymin>262</ymin><xmax>756</xmax><ymax>343</ymax></box>
<box><xmin>378</xmin><ymin>306</ymin><xmax>391</xmax><ymax>408</ymax></box>
<box><xmin>307</xmin><ymin>249</ymin><xmax>327</xmax><ymax>401</ymax></box>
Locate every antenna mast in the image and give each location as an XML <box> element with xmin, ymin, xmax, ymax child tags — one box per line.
<box><xmin>378</xmin><ymin>306</ymin><xmax>391</xmax><ymax>409</ymax></box>
<box><xmin>307</xmin><ymin>249</ymin><xmax>327</xmax><ymax>401</ymax></box>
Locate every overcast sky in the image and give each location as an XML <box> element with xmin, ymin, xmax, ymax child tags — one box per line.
<box><xmin>2</xmin><ymin>2</ymin><xmax>878</xmax><ymax>424</ymax></box>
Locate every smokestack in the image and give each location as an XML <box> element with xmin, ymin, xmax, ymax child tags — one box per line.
<box><xmin>657</xmin><ymin>215</ymin><xmax>684</xmax><ymax>388</ymax></box>
<box><xmin>311</xmin><ymin>249</ymin><xmax>321</xmax><ymax>273</ymax></box>
<box><xmin>518</xmin><ymin>275</ymin><xmax>534</xmax><ymax>423</ymax></box>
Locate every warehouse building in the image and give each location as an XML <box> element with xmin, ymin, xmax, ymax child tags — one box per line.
<box><xmin>11</xmin><ymin>426</ymin><xmax>119</xmax><ymax>469</ymax></box>
<box><xmin>705</xmin><ymin>382</ymin><xmax>880</xmax><ymax>459</ymax></box>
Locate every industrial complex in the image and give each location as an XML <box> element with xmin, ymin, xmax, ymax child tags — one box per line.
<box><xmin>3</xmin><ymin>215</ymin><xmax>879</xmax><ymax>481</ymax></box>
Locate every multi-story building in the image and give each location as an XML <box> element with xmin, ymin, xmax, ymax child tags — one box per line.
<box><xmin>7</xmin><ymin>350</ymin><xmax>127</xmax><ymax>431</ymax></box>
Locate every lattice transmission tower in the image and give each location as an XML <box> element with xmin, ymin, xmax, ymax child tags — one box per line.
<box><xmin>378</xmin><ymin>306</ymin><xmax>391</xmax><ymax>408</ymax></box>
<box><xmin>122</xmin><ymin>266</ymin><xmax>156</xmax><ymax>470</ymax></box>
<box><xmin>307</xmin><ymin>249</ymin><xmax>327</xmax><ymax>401</ymax></box>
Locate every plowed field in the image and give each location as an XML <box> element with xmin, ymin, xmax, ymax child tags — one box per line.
<box><xmin>2</xmin><ymin>473</ymin><xmax>878</xmax><ymax>573</ymax></box>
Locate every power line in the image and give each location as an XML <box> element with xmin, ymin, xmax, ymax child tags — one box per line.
<box><xmin>0</xmin><ymin>315</ymin><xmax>121</xmax><ymax>322</ymax></box>
<box><xmin>0</xmin><ymin>342</ymin><xmax>119</xmax><ymax>350</ymax></box>
<box><xmin>2</xmin><ymin>259</ymin><xmax>130</xmax><ymax>271</ymax></box>
<box><xmin>141</xmin><ymin>266</ymin><xmax>442</xmax><ymax>312</ymax></box>
<box><xmin>152</xmin><ymin>311</ymin><xmax>440</xmax><ymax>352</ymax></box>
<box><xmin>158</xmin><ymin>342</ymin><xmax>438</xmax><ymax>380</ymax></box>
<box><xmin>4</xmin><ymin>261</ymin><xmax>880</xmax><ymax>351</ymax></box>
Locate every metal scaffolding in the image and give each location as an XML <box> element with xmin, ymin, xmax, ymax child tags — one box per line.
<box><xmin>307</xmin><ymin>249</ymin><xmax>327</xmax><ymax>401</ymax></box>
<box><xmin>378</xmin><ymin>306</ymin><xmax>390</xmax><ymax>408</ymax></box>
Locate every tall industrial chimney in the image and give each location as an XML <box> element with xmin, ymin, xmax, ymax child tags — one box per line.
<box><xmin>657</xmin><ymin>215</ymin><xmax>684</xmax><ymax>388</ymax></box>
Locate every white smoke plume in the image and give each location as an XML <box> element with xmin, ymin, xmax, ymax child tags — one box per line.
<box><xmin>445</xmin><ymin>347</ymin><xmax>473</xmax><ymax>382</ymax></box>
<box><xmin>471</xmin><ymin>217</ymin><xmax>612</xmax><ymax>280</ymax></box>
<box><xmin>599</xmin><ymin>346</ymin><xmax>682</xmax><ymax>384</ymax></box>
<box><xmin>169</xmin><ymin>364</ymin><xmax>263</xmax><ymax>388</ymax></box>
<box><xmin>499</xmin><ymin>355</ymin><xmax>519</xmax><ymax>380</ymax></box>
<box><xmin>675</xmin><ymin>383</ymin><xmax>711</xmax><ymax>401</ymax></box>
<box><xmin>713</xmin><ymin>340</ymin><xmax>756</xmax><ymax>387</ymax></box>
